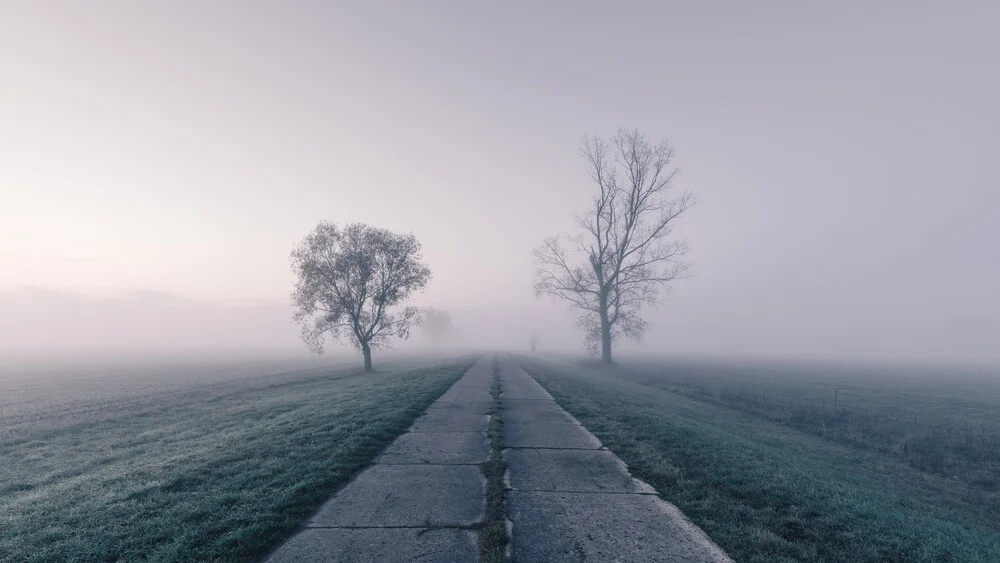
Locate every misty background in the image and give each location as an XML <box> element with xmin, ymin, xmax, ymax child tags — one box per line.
<box><xmin>2</xmin><ymin>2</ymin><xmax>997</xmax><ymax>364</ymax></box>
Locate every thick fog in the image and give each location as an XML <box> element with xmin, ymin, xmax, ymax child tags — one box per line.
<box><xmin>2</xmin><ymin>2</ymin><xmax>998</xmax><ymax>364</ymax></box>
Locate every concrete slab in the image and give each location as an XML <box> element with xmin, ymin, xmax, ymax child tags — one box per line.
<box><xmin>424</xmin><ymin>401</ymin><xmax>493</xmax><ymax>416</ymax></box>
<box><xmin>377</xmin><ymin>431</ymin><xmax>489</xmax><ymax>464</ymax></box>
<box><xmin>446</xmin><ymin>385</ymin><xmax>492</xmax><ymax>394</ymax></box>
<box><xmin>504</xmin><ymin>448</ymin><xmax>655</xmax><ymax>494</ymax></box>
<box><xmin>437</xmin><ymin>386</ymin><xmax>493</xmax><ymax>403</ymax></box>
<box><xmin>307</xmin><ymin>463</ymin><xmax>486</xmax><ymax>527</ymax></box>
<box><xmin>501</xmin><ymin>382</ymin><xmax>552</xmax><ymax>400</ymax></box>
<box><xmin>501</xmin><ymin>401</ymin><xmax>579</xmax><ymax>426</ymax></box>
<box><xmin>448</xmin><ymin>378</ymin><xmax>493</xmax><ymax>388</ymax></box>
<box><xmin>410</xmin><ymin>411</ymin><xmax>489</xmax><ymax>433</ymax></box>
<box><xmin>266</xmin><ymin>528</ymin><xmax>478</xmax><ymax>563</ymax></box>
<box><xmin>504</xmin><ymin>420</ymin><xmax>603</xmax><ymax>449</ymax></box>
<box><xmin>507</xmin><ymin>491</ymin><xmax>731</xmax><ymax>562</ymax></box>
<box><xmin>500</xmin><ymin>396</ymin><xmax>563</xmax><ymax>410</ymax></box>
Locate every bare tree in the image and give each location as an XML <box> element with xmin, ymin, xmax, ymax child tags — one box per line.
<box><xmin>291</xmin><ymin>221</ymin><xmax>431</xmax><ymax>372</ymax></box>
<box><xmin>532</xmin><ymin>128</ymin><xmax>694</xmax><ymax>364</ymax></box>
<box><xmin>529</xmin><ymin>332</ymin><xmax>539</xmax><ymax>353</ymax></box>
<box><xmin>421</xmin><ymin>306</ymin><xmax>456</xmax><ymax>345</ymax></box>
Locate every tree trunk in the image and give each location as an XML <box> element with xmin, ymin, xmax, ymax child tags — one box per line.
<box><xmin>600</xmin><ymin>317</ymin><xmax>612</xmax><ymax>363</ymax></box>
<box><xmin>362</xmin><ymin>344</ymin><xmax>373</xmax><ymax>373</ymax></box>
<box><xmin>599</xmin><ymin>292</ymin><xmax>613</xmax><ymax>364</ymax></box>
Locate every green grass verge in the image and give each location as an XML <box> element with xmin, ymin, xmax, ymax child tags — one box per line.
<box><xmin>515</xmin><ymin>355</ymin><xmax>1000</xmax><ymax>563</ymax></box>
<box><xmin>0</xmin><ymin>357</ymin><xmax>476</xmax><ymax>563</ymax></box>
<box><xmin>612</xmin><ymin>358</ymin><xmax>1000</xmax><ymax>488</ymax></box>
<box><xmin>479</xmin><ymin>356</ymin><xmax>510</xmax><ymax>563</ymax></box>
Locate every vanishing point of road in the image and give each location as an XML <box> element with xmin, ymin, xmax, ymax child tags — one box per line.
<box><xmin>264</xmin><ymin>354</ymin><xmax>731</xmax><ymax>562</ymax></box>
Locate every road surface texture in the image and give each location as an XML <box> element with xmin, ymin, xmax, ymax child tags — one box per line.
<box><xmin>265</xmin><ymin>354</ymin><xmax>730</xmax><ymax>562</ymax></box>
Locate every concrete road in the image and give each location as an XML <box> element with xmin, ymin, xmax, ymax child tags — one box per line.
<box><xmin>264</xmin><ymin>354</ymin><xmax>731</xmax><ymax>562</ymax></box>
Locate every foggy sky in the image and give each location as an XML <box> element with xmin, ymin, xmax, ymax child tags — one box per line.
<box><xmin>2</xmin><ymin>2</ymin><xmax>998</xmax><ymax>363</ymax></box>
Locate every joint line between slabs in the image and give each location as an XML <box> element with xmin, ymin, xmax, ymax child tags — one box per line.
<box><xmin>507</xmin><ymin>489</ymin><xmax>659</xmax><ymax>495</ymax></box>
<box><xmin>374</xmin><ymin>462</ymin><xmax>486</xmax><ymax>466</ymax></box>
<box><xmin>502</xmin><ymin>446</ymin><xmax>605</xmax><ymax>451</ymax></box>
<box><xmin>403</xmin><ymin>430</ymin><xmax>489</xmax><ymax>434</ymax></box>
<box><xmin>502</xmin><ymin>422</ymin><xmax>582</xmax><ymax>426</ymax></box>
<box><xmin>303</xmin><ymin>524</ymin><xmax>477</xmax><ymax>530</ymax></box>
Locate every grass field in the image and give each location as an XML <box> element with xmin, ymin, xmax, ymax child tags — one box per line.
<box><xmin>618</xmin><ymin>357</ymin><xmax>1000</xmax><ymax>486</ymax></box>
<box><xmin>516</xmin><ymin>354</ymin><xmax>1000</xmax><ymax>562</ymax></box>
<box><xmin>0</xmin><ymin>353</ymin><xmax>477</xmax><ymax>563</ymax></box>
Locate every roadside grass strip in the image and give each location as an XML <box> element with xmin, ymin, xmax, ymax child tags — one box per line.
<box><xmin>0</xmin><ymin>357</ymin><xmax>476</xmax><ymax>563</ymax></box>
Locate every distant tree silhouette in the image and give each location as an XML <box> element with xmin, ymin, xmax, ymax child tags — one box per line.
<box><xmin>422</xmin><ymin>306</ymin><xmax>456</xmax><ymax>345</ymax></box>
<box><xmin>290</xmin><ymin>221</ymin><xmax>431</xmax><ymax>372</ymax></box>
<box><xmin>529</xmin><ymin>333</ymin><xmax>539</xmax><ymax>353</ymax></box>
<box><xmin>532</xmin><ymin>129</ymin><xmax>694</xmax><ymax>364</ymax></box>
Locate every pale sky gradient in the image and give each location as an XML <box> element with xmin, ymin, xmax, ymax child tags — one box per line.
<box><xmin>2</xmin><ymin>1</ymin><xmax>998</xmax><ymax>362</ymax></box>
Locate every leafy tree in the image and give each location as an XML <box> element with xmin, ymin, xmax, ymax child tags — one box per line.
<box><xmin>291</xmin><ymin>221</ymin><xmax>431</xmax><ymax>372</ymax></box>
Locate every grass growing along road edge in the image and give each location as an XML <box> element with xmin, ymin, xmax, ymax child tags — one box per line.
<box><xmin>0</xmin><ymin>356</ymin><xmax>477</xmax><ymax>563</ymax></box>
<box><xmin>479</xmin><ymin>354</ymin><xmax>510</xmax><ymax>562</ymax></box>
<box><xmin>515</xmin><ymin>354</ymin><xmax>1000</xmax><ymax>563</ymax></box>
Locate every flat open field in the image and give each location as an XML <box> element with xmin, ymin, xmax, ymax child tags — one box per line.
<box><xmin>0</xmin><ymin>352</ymin><xmax>478</xmax><ymax>562</ymax></box>
<box><xmin>516</xmin><ymin>354</ymin><xmax>1000</xmax><ymax>562</ymax></box>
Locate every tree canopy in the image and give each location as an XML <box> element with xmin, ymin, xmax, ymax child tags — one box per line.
<box><xmin>290</xmin><ymin>221</ymin><xmax>431</xmax><ymax>372</ymax></box>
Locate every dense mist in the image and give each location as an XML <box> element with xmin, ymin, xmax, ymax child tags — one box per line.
<box><xmin>2</xmin><ymin>2</ymin><xmax>998</xmax><ymax>366</ymax></box>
